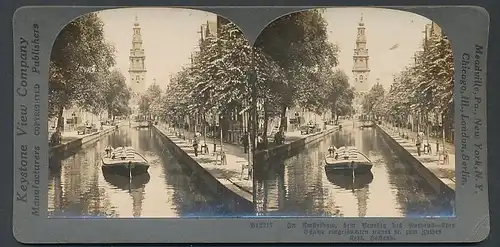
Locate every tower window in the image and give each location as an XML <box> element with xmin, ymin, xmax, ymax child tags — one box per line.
<box><xmin>136</xmin><ymin>75</ymin><xmax>140</xmax><ymax>83</ymax></box>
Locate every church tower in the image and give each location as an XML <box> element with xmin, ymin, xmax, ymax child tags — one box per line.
<box><xmin>352</xmin><ymin>14</ymin><xmax>370</xmax><ymax>94</ymax></box>
<box><xmin>129</xmin><ymin>15</ymin><xmax>147</xmax><ymax>100</ymax></box>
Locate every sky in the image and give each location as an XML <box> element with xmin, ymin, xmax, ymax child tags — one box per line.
<box><xmin>96</xmin><ymin>7</ymin><xmax>433</xmax><ymax>91</ymax></box>
<box><xmin>323</xmin><ymin>7</ymin><xmax>431</xmax><ymax>90</ymax></box>
<box><xmin>97</xmin><ymin>8</ymin><xmax>216</xmax><ymax>90</ymax></box>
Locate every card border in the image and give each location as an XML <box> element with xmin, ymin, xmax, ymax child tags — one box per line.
<box><xmin>11</xmin><ymin>5</ymin><xmax>489</xmax><ymax>243</ymax></box>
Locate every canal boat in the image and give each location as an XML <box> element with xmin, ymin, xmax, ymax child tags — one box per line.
<box><xmin>324</xmin><ymin>146</ymin><xmax>373</xmax><ymax>174</ymax></box>
<box><xmin>325</xmin><ymin>171</ymin><xmax>373</xmax><ymax>190</ymax></box>
<box><xmin>360</xmin><ymin>120</ymin><xmax>374</xmax><ymax>128</ymax></box>
<box><xmin>137</xmin><ymin>121</ymin><xmax>150</xmax><ymax>128</ymax></box>
<box><xmin>101</xmin><ymin>146</ymin><xmax>150</xmax><ymax>176</ymax></box>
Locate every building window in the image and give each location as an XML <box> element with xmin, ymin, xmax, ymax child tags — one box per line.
<box><xmin>136</xmin><ymin>75</ymin><xmax>140</xmax><ymax>83</ymax></box>
<box><xmin>359</xmin><ymin>75</ymin><xmax>364</xmax><ymax>82</ymax></box>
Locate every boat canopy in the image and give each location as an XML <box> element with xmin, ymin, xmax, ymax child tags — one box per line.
<box><xmin>335</xmin><ymin>146</ymin><xmax>359</xmax><ymax>160</ymax></box>
<box><xmin>111</xmin><ymin>147</ymin><xmax>135</xmax><ymax>159</ymax></box>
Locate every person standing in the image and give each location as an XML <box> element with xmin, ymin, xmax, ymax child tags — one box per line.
<box><xmin>241</xmin><ymin>132</ymin><xmax>249</xmax><ymax>154</ymax></box>
<box><xmin>193</xmin><ymin>134</ymin><xmax>199</xmax><ymax>157</ymax></box>
<box><xmin>416</xmin><ymin>131</ymin><xmax>423</xmax><ymax>156</ymax></box>
<box><xmin>257</xmin><ymin>133</ymin><xmax>264</xmax><ymax>150</ymax></box>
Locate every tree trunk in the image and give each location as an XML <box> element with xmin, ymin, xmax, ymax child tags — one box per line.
<box><xmin>279</xmin><ymin>105</ymin><xmax>287</xmax><ymax>133</ymax></box>
<box><xmin>56</xmin><ymin>105</ymin><xmax>64</xmax><ymax>130</ymax></box>
<box><xmin>203</xmin><ymin>112</ymin><xmax>207</xmax><ymax>144</ymax></box>
<box><xmin>263</xmin><ymin>101</ymin><xmax>269</xmax><ymax>148</ymax></box>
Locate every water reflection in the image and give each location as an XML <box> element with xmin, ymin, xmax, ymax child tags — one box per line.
<box><xmin>48</xmin><ymin>126</ymin><xmax>239</xmax><ymax>218</ymax></box>
<box><xmin>103</xmin><ymin>172</ymin><xmax>151</xmax><ymax>191</ymax></box>
<box><xmin>255</xmin><ymin>123</ymin><xmax>454</xmax><ymax>217</ymax></box>
<box><xmin>325</xmin><ymin>171</ymin><xmax>374</xmax><ymax>190</ymax></box>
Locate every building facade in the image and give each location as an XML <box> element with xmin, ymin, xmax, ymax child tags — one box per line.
<box><xmin>128</xmin><ymin>16</ymin><xmax>147</xmax><ymax>106</ymax></box>
<box><xmin>352</xmin><ymin>14</ymin><xmax>371</xmax><ymax>94</ymax></box>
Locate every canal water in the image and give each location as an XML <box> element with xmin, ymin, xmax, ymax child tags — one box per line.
<box><xmin>48</xmin><ymin>126</ymin><xmax>235</xmax><ymax>218</ymax></box>
<box><xmin>254</xmin><ymin>122</ymin><xmax>455</xmax><ymax>217</ymax></box>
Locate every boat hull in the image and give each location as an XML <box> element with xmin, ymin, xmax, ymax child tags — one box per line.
<box><xmin>324</xmin><ymin>163</ymin><xmax>372</xmax><ymax>174</ymax></box>
<box><xmin>324</xmin><ymin>157</ymin><xmax>372</xmax><ymax>174</ymax></box>
<box><xmin>102</xmin><ymin>146</ymin><xmax>149</xmax><ymax>176</ymax></box>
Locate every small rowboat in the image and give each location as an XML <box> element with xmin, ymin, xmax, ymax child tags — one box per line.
<box><xmin>102</xmin><ymin>146</ymin><xmax>149</xmax><ymax>177</ymax></box>
<box><xmin>324</xmin><ymin>146</ymin><xmax>373</xmax><ymax>174</ymax></box>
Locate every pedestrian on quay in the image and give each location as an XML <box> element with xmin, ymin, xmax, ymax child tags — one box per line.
<box><xmin>50</xmin><ymin>127</ymin><xmax>62</xmax><ymax>146</ymax></box>
<box><xmin>241</xmin><ymin>132</ymin><xmax>249</xmax><ymax>154</ymax></box>
<box><xmin>257</xmin><ymin>133</ymin><xmax>264</xmax><ymax>150</ymax></box>
<box><xmin>416</xmin><ymin>131</ymin><xmax>423</xmax><ymax>156</ymax></box>
<box><xmin>274</xmin><ymin>131</ymin><xmax>281</xmax><ymax>145</ymax></box>
<box><xmin>193</xmin><ymin>134</ymin><xmax>199</xmax><ymax>157</ymax></box>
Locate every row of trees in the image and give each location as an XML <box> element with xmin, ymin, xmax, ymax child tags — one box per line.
<box><xmin>362</xmin><ymin>26</ymin><xmax>454</xmax><ymax>142</ymax></box>
<box><xmin>152</xmin><ymin>10</ymin><xmax>355</xmax><ymax>148</ymax></box>
<box><xmin>138</xmin><ymin>83</ymin><xmax>162</xmax><ymax>121</ymax></box>
<box><xmin>49</xmin><ymin>13</ymin><xmax>131</xmax><ymax>129</ymax></box>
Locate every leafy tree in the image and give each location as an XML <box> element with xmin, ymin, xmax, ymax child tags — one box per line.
<box><xmin>49</xmin><ymin>12</ymin><xmax>115</xmax><ymax>128</ymax></box>
<box><xmin>322</xmin><ymin>69</ymin><xmax>354</xmax><ymax>120</ymax></box>
<box><xmin>253</xmin><ymin>48</ymin><xmax>287</xmax><ymax>146</ymax></box>
<box><xmin>161</xmin><ymin>20</ymin><xmax>256</xmax><ymax>137</ymax></box>
<box><xmin>145</xmin><ymin>83</ymin><xmax>163</xmax><ymax>120</ymax></box>
<box><xmin>100</xmin><ymin>69</ymin><xmax>131</xmax><ymax>121</ymax></box>
<box><xmin>138</xmin><ymin>95</ymin><xmax>151</xmax><ymax>120</ymax></box>
<box><xmin>362</xmin><ymin>83</ymin><xmax>385</xmax><ymax>119</ymax></box>
<box><xmin>254</xmin><ymin>9</ymin><xmax>339</xmax><ymax>131</ymax></box>
<box><xmin>161</xmin><ymin>69</ymin><xmax>193</xmax><ymax>126</ymax></box>
<box><xmin>193</xmin><ymin>21</ymin><xmax>254</xmax><ymax>115</ymax></box>
<box><xmin>381</xmin><ymin>26</ymin><xmax>454</xmax><ymax>142</ymax></box>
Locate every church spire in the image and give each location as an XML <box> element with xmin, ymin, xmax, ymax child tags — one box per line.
<box><xmin>128</xmin><ymin>14</ymin><xmax>147</xmax><ymax>107</ymax></box>
<box><xmin>352</xmin><ymin>13</ymin><xmax>370</xmax><ymax>94</ymax></box>
<box><xmin>134</xmin><ymin>14</ymin><xmax>139</xmax><ymax>26</ymax></box>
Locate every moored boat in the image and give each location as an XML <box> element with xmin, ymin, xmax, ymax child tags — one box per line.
<box><xmin>137</xmin><ymin>121</ymin><xmax>150</xmax><ymax>128</ymax></box>
<box><xmin>102</xmin><ymin>146</ymin><xmax>149</xmax><ymax>176</ymax></box>
<box><xmin>360</xmin><ymin>120</ymin><xmax>374</xmax><ymax>128</ymax></box>
<box><xmin>324</xmin><ymin>146</ymin><xmax>372</xmax><ymax>174</ymax></box>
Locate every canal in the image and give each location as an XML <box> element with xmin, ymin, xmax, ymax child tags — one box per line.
<box><xmin>254</xmin><ymin>121</ymin><xmax>455</xmax><ymax>217</ymax></box>
<box><xmin>48</xmin><ymin>126</ymin><xmax>236</xmax><ymax>218</ymax></box>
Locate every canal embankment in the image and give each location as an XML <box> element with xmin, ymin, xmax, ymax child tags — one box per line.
<box><xmin>49</xmin><ymin>125</ymin><xmax>118</xmax><ymax>159</ymax></box>
<box><xmin>374</xmin><ymin>123</ymin><xmax>455</xmax><ymax>196</ymax></box>
<box><xmin>254</xmin><ymin>123</ymin><xmax>343</xmax><ymax>166</ymax></box>
<box><xmin>152</xmin><ymin>125</ymin><xmax>253</xmax><ymax>213</ymax></box>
